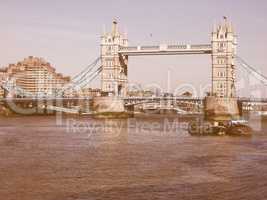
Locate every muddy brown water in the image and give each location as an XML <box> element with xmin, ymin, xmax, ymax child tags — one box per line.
<box><xmin>0</xmin><ymin>114</ymin><xmax>267</xmax><ymax>200</ymax></box>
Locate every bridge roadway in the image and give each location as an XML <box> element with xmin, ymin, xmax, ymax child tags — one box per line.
<box><xmin>1</xmin><ymin>97</ymin><xmax>267</xmax><ymax>104</ymax></box>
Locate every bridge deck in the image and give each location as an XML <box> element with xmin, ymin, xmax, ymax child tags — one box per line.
<box><xmin>1</xmin><ymin>97</ymin><xmax>267</xmax><ymax>103</ymax></box>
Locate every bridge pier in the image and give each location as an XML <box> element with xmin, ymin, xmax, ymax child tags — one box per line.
<box><xmin>92</xmin><ymin>96</ymin><xmax>124</xmax><ymax>113</ymax></box>
<box><xmin>204</xmin><ymin>96</ymin><xmax>240</xmax><ymax>121</ymax></box>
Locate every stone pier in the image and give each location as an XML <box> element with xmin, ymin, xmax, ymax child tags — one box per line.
<box><xmin>204</xmin><ymin>96</ymin><xmax>240</xmax><ymax>121</ymax></box>
<box><xmin>92</xmin><ymin>96</ymin><xmax>125</xmax><ymax>113</ymax></box>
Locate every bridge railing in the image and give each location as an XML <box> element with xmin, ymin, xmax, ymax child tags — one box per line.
<box><xmin>140</xmin><ymin>46</ymin><xmax>160</xmax><ymax>50</ymax></box>
<box><xmin>167</xmin><ymin>45</ymin><xmax>187</xmax><ymax>49</ymax></box>
<box><xmin>190</xmin><ymin>44</ymin><xmax>212</xmax><ymax>49</ymax></box>
<box><xmin>119</xmin><ymin>46</ymin><xmax>138</xmax><ymax>51</ymax></box>
<box><xmin>237</xmin><ymin>97</ymin><xmax>267</xmax><ymax>103</ymax></box>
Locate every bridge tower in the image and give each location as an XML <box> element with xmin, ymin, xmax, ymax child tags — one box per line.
<box><xmin>211</xmin><ymin>17</ymin><xmax>237</xmax><ymax>98</ymax></box>
<box><xmin>100</xmin><ymin>20</ymin><xmax>128</xmax><ymax>97</ymax></box>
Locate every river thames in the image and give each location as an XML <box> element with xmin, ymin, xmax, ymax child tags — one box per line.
<box><xmin>0</xmin><ymin>114</ymin><xmax>267</xmax><ymax>200</ymax></box>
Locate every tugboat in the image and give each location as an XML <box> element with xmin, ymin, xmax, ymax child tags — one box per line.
<box><xmin>188</xmin><ymin>119</ymin><xmax>252</xmax><ymax>136</ymax></box>
<box><xmin>226</xmin><ymin>119</ymin><xmax>252</xmax><ymax>136</ymax></box>
<box><xmin>188</xmin><ymin>119</ymin><xmax>227</xmax><ymax>136</ymax></box>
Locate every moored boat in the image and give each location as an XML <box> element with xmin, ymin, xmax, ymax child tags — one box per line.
<box><xmin>226</xmin><ymin>120</ymin><xmax>252</xmax><ymax>136</ymax></box>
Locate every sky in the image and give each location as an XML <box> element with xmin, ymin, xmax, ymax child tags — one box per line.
<box><xmin>0</xmin><ymin>0</ymin><xmax>267</xmax><ymax>96</ymax></box>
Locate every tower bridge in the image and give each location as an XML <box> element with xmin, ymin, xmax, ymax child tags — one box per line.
<box><xmin>1</xmin><ymin>17</ymin><xmax>267</xmax><ymax>115</ymax></box>
<box><xmin>101</xmin><ymin>18</ymin><xmax>237</xmax><ymax>98</ymax></box>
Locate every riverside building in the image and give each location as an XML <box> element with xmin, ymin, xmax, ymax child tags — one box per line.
<box><xmin>0</xmin><ymin>56</ymin><xmax>70</xmax><ymax>97</ymax></box>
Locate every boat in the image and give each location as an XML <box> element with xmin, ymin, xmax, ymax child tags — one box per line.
<box><xmin>226</xmin><ymin>120</ymin><xmax>252</xmax><ymax>136</ymax></box>
<box><xmin>188</xmin><ymin>121</ymin><xmax>226</xmax><ymax>136</ymax></box>
<box><xmin>188</xmin><ymin>119</ymin><xmax>252</xmax><ymax>136</ymax></box>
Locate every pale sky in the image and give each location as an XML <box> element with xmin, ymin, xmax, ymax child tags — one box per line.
<box><xmin>1</xmin><ymin>0</ymin><xmax>267</xmax><ymax>97</ymax></box>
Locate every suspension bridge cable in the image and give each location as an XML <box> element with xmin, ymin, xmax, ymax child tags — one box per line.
<box><xmin>236</xmin><ymin>56</ymin><xmax>267</xmax><ymax>86</ymax></box>
<box><xmin>79</xmin><ymin>70</ymin><xmax>102</xmax><ymax>89</ymax></box>
<box><xmin>238</xmin><ymin>64</ymin><xmax>267</xmax><ymax>86</ymax></box>
<box><xmin>56</xmin><ymin>62</ymin><xmax>102</xmax><ymax>94</ymax></box>
<box><xmin>76</xmin><ymin>67</ymin><xmax>102</xmax><ymax>89</ymax></box>
<box><xmin>71</xmin><ymin>57</ymin><xmax>100</xmax><ymax>81</ymax></box>
<box><xmin>71</xmin><ymin>63</ymin><xmax>101</xmax><ymax>85</ymax></box>
<box><xmin>75</xmin><ymin>67</ymin><xmax>102</xmax><ymax>89</ymax></box>
<box><xmin>236</xmin><ymin>56</ymin><xmax>267</xmax><ymax>80</ymax></box>
<box><xmin>74</xmin><ymin>66</ymin><xmax>102</xmax><ymax>88</ymax></box>
<box><xmin>61</xmin><ymin>64</ymin><xmax>102</xmax><ymax>90</ymax></box>
<box><xmin>55</xmin><ymin>65</ymin><xmax>102</xmax><ymax>97</ymax></box>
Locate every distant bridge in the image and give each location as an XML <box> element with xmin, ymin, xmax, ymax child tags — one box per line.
<box><xmin>1</xmin><ymin>96</ymin><xmax>267</xmax><ymax>103</ymax></box>
<box><xmin>124</xmin><ymin>96</ymin><xmax>202</xmax><ymax>105</ymax></box>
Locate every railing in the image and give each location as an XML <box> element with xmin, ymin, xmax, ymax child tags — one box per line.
<box><xmin>167</xmin><ymin>45</ymin><xmax>187</xmax><ymax>49</ymax></box>
<box><xmin>237</xmin><ymin>97</ymin><xmax>267</xmax><ymax>103</ymax></box>
<box><xmin>190</xmin><ymin>44</ymin><xmax>211</xmax><ymax>49</ymax></box>
<box><xmin>140</xmin><ymin>46</ymin><xmax>160</xmax><ymax>50</ymax></box>
<box><xmin>119</xmin><ymin>46</ymin><xmax>138</xmax><ymax>51</ymax></box>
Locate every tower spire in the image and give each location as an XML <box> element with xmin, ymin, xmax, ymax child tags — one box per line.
<box><xmin>112</xmin><ymin>19</ymin><xmax>118</xmax><ymax>37</ymax></box>
<box><xmin>223</xmin><ymin>16</ymin><xmax>227</xmax><ymax>23</ymax></box>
